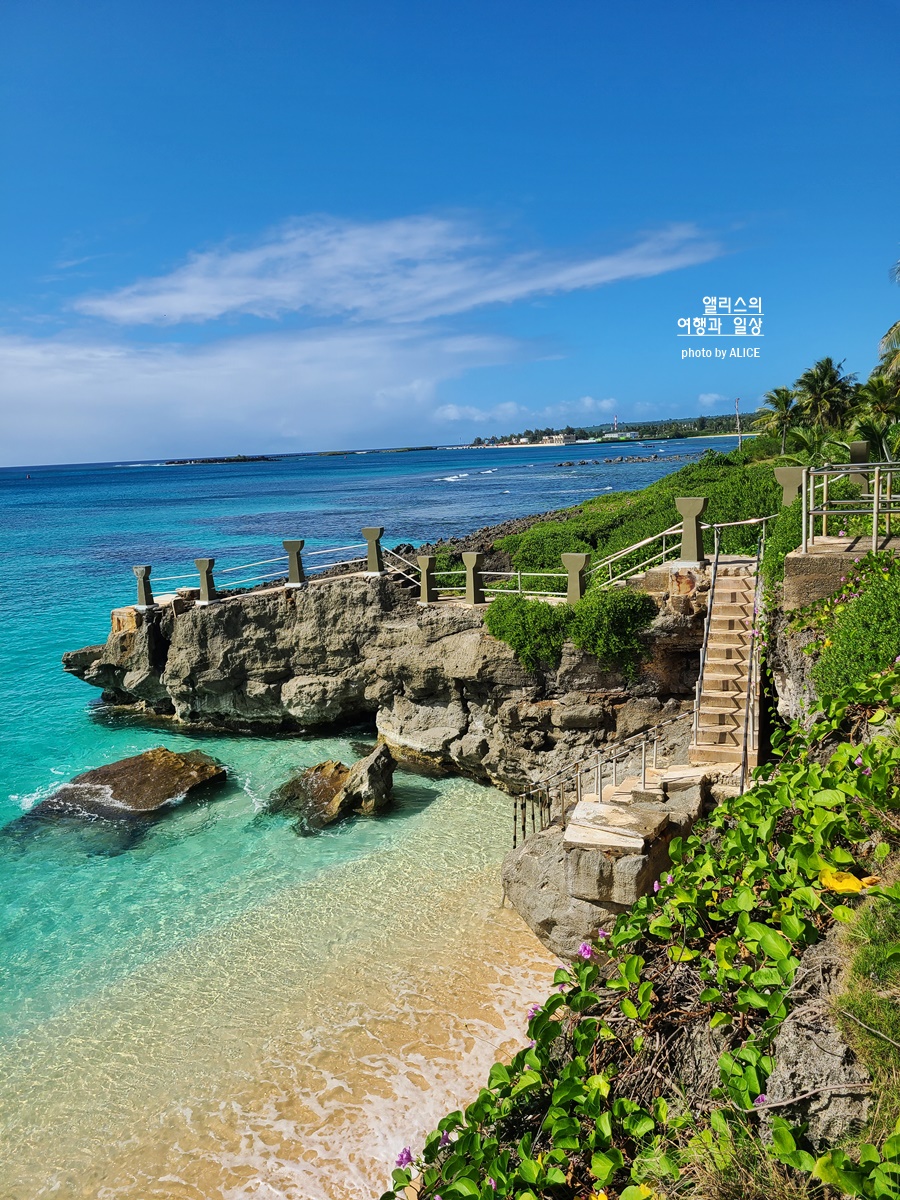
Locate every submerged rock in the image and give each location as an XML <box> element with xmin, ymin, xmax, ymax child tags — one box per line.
<box><xmin>32</xmin><ymin>747</ymin><xmax>227</xmax><ymax>818</ymax></box>
<box><xmin>270</xmin><ymin>744</ymin><xmax>396</xmax><ymax>831</ymax></box>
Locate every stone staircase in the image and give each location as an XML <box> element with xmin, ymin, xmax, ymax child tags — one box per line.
<box><xmin>689</xmin><ymin>561</ymin><xmax>759</xmax><ymax>769</ymax></box>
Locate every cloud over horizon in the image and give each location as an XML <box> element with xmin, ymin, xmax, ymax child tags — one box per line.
<box><xmin>1</xmin><ymin>212</ymin><xmax>726</xmax><ymax>465</ymax></box>
<box><xmin>74</xmin><ymin>215</ymin><xmax>722</xmax><ymax>326</ymax></box>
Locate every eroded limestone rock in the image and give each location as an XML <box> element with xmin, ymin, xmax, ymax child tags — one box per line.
<box><xmin>270</xmin><ymin>744</ymin><xmax>396</xmax><ymax>829</ymax></box>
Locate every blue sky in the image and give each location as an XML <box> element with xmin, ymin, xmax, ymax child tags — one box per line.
<box><xmin>1</xmin><ymin>0</ymin><xmax>898</xmax><ymax>465</ymax></box>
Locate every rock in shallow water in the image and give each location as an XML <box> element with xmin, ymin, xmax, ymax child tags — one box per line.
<box><xmin>32</xmin><ymin>747</ymin><xmax>227</xmax><ymax>818</ymax></box>
<box><xmin>269</xmin><ymin>744</ymin><xmax>396</xmax><ymax>831</ymax></box>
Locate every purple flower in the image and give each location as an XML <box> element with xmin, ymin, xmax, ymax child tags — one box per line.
<box><xmin>753</xmin><ymin>1094</ymin><xmax>768</xmax><ymax>1107</ymax></box>
<box><xmin>597</xmin><ymin>928</ymin><xmax>609</xmax><ymax>940</ymax></box>
<box><xmin>529</xmin><ymin>1039</ymin><xmax>536</xmax><ymax>1048</ymax></box>
<box><xmin>527</xmin><ymin>1003</ymin><xmax>540</xmax><ymax>1019</ymax></box>
<box><xmin>653</xmin><ymin>880</ymin><xmax>660</xmax><ymax>893</ymax></box>
<box><xmin>855</xmin><ymin>755</ymin><xmax>864</xmax><ymax>766</ymax></box>
<box><xmin>666</xmin><ymin>873</ymin><xmax>674</xmax><ymax>884</ymax></box>
<box><xmin>488</xmin><ymin>1180</ymin><xmax>497</xmax><ymax>1192</ymax></box>
<box><xmin>557</xmin><ymin>982</ymin><xmax>567</xmax><ymax>992</ymax></box>
<box><xmin>863</xmin><ymin>767</ymin><xmax>872</xmax><ymax>777</ymax></box>
<box><xmin>578</xmin><ymin>942</ymin><xmax>593</xmax><ymax>959</ymax></box>
<box><xmin>396</xmin><ymin>1147</ymin><xmax>413</xmax><ymax>1168</ymax></box>
<box><xmin>439</xmin><ymin>1131</ymin><xmax>451</xmax><ymax>1149</ymax></box>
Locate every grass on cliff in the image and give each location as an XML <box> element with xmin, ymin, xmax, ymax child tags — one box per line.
<box><xmin>497</xmin><ymin>441</ymin><xmax>784</xmax><ymax>574</ymax></box>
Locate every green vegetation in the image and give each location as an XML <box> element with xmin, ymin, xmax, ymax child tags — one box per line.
<box><xmin>483</xmin><ymin>596</ymin><xmax>574</xmax><ymax>673</ymax></box>
<box><xmin>498</xmin><ymin>448</ymin><xmax>783</xmax><ymax>577</ymax></box>
<box><xmin>838</xmin><ymin>890</ymin><xmax>900</xmax><ymax>1147</ymax></box>
<box><xmin>484</xmin><ymin>589</ymin><xmax>657</xmax><ymax>678</ymax></box>
<box><xmin>381</xmin><ymin>667</ymin><xmax>900</xmax><ymax>1200</ymax></box>
<box><xmin>782</xmin><ymin>552</ymin><xmax>900</xmax><ymax>696</ymax></box>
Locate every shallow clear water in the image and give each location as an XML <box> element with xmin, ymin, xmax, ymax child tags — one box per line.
<box><xmin>0</xmin><ymin>438</ymin><xmax>736</xmax><ymax>1197</ymax></box>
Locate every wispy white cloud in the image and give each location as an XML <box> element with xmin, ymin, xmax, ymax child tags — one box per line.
<box><xmin>698</xmin><ymin>391</ymin><xmax>730</xmax><ymax>409</ymax></box>
<box><xmin>0</xmin><ymin>326</ymin><xmax>518</xmax><ymax>466</ymax></box>
<box><xmin>74</xmin><ymin>215</ymin><xmax>723</xmax><ymax>327</ymax></box>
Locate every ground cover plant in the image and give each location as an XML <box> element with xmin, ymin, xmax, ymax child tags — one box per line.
<box><xmin>380</xmin><ymin>666</ymin><xmax>900</xmax><ymax>1200</ymax></box>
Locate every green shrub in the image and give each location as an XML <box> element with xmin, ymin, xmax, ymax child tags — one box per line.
<box><xmin>483</xmin><ymin>594</ymin><xmax>573</xmax><ymax>672</ymax></box>
<box><xmin>502</xmin><ymin>521</ymin><xmax>591</xmax><ymax>572</ymax></box>
<box><xmin>570</xmin><ymin>587</ymin><xmax>657</xmax><ymax>679</ymax></box>
<box><xmin>761</xmin><ymin>496</ymin><xmax>803</xmax><ymax>587</ymax></box>
<box><xmin>812</xmin><ymin>553</ymin><xmax>900</xmax><ymax>694</ymax></box>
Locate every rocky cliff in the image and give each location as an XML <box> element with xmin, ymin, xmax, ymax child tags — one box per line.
<box><xmin>63</xmin><ymin>574</ymin><xmax>702</xmax><ymax>791</ymax></box>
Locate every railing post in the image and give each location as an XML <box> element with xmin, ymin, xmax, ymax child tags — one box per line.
<box><xmin>463</xmin><ymin>551</ymin><xmax>485</xmax><ymax>605</ymax></box>
<box><xmin>417</xmin><ymin>554</ymin><xmax>437</xmax><ymax>603</ymax></box>
<box><xmin>641</xmin><ymin>740</ymin><xmax>647</xmax><ymax>789</ymax></box>
<box><xmin>674</xmin><ymin>497</ymin><xmax>709</xmax><ymax>564</ymax></box>
<box><xmin>774</xmin><ymin>466</ymin><xmax>804</xmax><ymax>507</ymax></box>
<box><xmin>561</xmin><ymin>552</ymin><xmax>591</xmax><ymax>604</ymax></box>
<box><xmin>195</xmin><ymin>558</ymin><xmax>216</xmax><ymax>605</ymax></box>
<box><xmin>806</xmin><ymin>465</ymin><xmax>816</xmax><ymax>554</ymax></box>
<box><xmin>822</xmin><ymin>468</ymin><xmax>830</xmax><ymax>538</ymax></box>
<box><xmin>849</xmin><ymin>440</ymin><xmax>870</xmax><ymax>489</ymax></box>
<box><xmin>133</xmin><ymin>565</ymin><xmax>155</xmax><ymax>609</ymax></box>
<box><xmin>873</xmin><ymin>467</ymin><xmax>881</xmax><ymax>552</ymax></box>
<box><xmin>361</xmin><ymin>527</ymin><xmax>385</xmax><ymax>574</ymax></box>
<box><xmin>282</xmin><ymin>539</ymin><xmax>305</xmax><ymax>586</ymax></box>
<box><xmin>596</xmin><ymin>752</ymin><xmax>602</xmax><ymax>800</ymax></box>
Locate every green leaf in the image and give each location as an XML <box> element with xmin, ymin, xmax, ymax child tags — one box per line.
<box><xmin>770</xmin><ymin>1116</ymin><xmax>797</xmax><ymax>1158</ymax></box>
<box><xmin>590</xmin><ymin>1148</ymin><xmax>624</xmax><ymax>1184</ymax></box>
<box><xmin>870</xmin><ymin>708</ymin><xmax>888</xmax><ymax>724</ymax></box>
<box><xmin>813</xmin><ymin>1149</ymin><xmax>867</xmax><ymax>1195</ymax></box>
<box><xmin>710</xmin><ymin>1011</ymin><xmax>733</xmax><ymax>1030</ymax></box>
<box><xmin>780</xmin><ymin>912</ymin><xmax>804</xmax><ymax>940</ymax></box>
<box><xmin>758</xmin><ymin>928</ymin><xmax>791</xmax><ymax>961</ymax></box>
<box><xmin>832</xmin><ymin>904</ymin><xmax>856</xmax><ymax>923</ymax></box>
<box><xmin>619</xmin><ymin>1187</ymin><xmax>655</xmax><ymax>1200</ymax></box>
<box><xmin>620</xmin><ymin>998</ymin><xmax>639</xmax><ymax>1020</ymax></box>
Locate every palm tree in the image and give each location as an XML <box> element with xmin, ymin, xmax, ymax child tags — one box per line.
<box><xmin>856</xmin><ymin>373</ymin><xmax>900</xmax><ymax>421</ymax></box>
<box><xmin>880</xmin><ymin>259</ymin><xmax>900</xmax><ymax>380</ymax></box>
<box><xmin>852</xmin><ymin>415</ymin><xmax>900</xmax><ymax>463</ymax></box>
<box><xmin>794</xmin><ymin>357</ymin><xmax>858</xmax><ymax>429</ymax></box>
<box><xmin>784</xmin><ymin>426</ymin><xmax>850</xmax><ymax>466</ymax></box>
<box><xmin>753</xmin><ymin>386</ymin><xmax>797</xmax><ymax>453</ymax></box>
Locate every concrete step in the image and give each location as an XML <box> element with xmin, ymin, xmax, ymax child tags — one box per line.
<box><xmin>699</xmin><ymin>693</ymin><xmax>743</xmax><ymax>710</ymax></box>
<box><xmin>707</xmin><ymin>646</ymin><xmax>751</xmax><ymax>662</ymax></box>
<box><xmin>690</xmin><ymin>744</ymin><xmax>746</xmax><ymax>766</ymax></box>
<box><xmin>710</xmin><ymin>616</ymin><xmax>753</xmax><ymax>632</ymax></box>
<box><xmin>696</xmin><ymin>727</ymin><xmax>741</xmax><ymax>747</ymax></box>
<box><xmin>699</xmin><ymin>708</ymin><xmax>742</xmax><ymax>726</ymax></box>
<box><xmin>703</xmin><ymin>673</ymin><xmax>749</xmax><ymax>691</ymax></box>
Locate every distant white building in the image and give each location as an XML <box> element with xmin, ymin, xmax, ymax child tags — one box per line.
<box><xmin>601</xmin><ymin>431</ymin><xmax>640</xmax><ymax>441</ymax></box>
<box><xmin>543</xmin><ymin>433</ymin><xmax>577</xmax><ymax>445</ymax></box>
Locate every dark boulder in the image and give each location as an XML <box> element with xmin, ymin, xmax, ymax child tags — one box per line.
<box><xmin>269</xmin><ymin>744</ymin><xmax>396</xmax><ymax>831</ymax></box>
<box><xmin>31</xmin><ymin>747</ymin><xmax>227</xmax><ymax>818</ymax></box>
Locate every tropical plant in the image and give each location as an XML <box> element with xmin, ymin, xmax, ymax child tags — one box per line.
<box><xmin>793</xmin><ymin>357</ymin><xmax>857</xmax><ymax>429</ymax></box>
<box><xmin>783</xmin><ymin>425</ymin><xmax>849</xmax><ymax>466</ymax></box>
<box><xmin>851</xmin><ymin>416</ymin><xmax>900</xmax><ymax>464</ymax></box>
<box><xmin>880</xmin><ymin>260</ymin><xmax>900</xmax><ymax>381</ymax></box>
<box><xmin>857</xmin><ymin>373</ymin><xmax>900</xmax><ymax>421</ymax></box>
<box><xmin>753</xmin><ymin>387</ymin><xmax>797</xmax><ymax>454</ymax></box>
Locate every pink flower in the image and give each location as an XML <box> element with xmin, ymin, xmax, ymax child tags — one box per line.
<box><xmin>753</xmin><ymin>1094</ymin><xmax>768</xmax><ymax>1106</ymax></box>
<box><xmin>653</xmin><ymin>880</ymin><xmax>660</xmax><ymax>893</ymax></box>
<box><xmin>527</xmin><ymin>1003</ymin><xmax>540</xmax><ymax>1019</ymax></box>
<box><xmin>578</xmin><ymin>942</ymin><xmax>593</xmax><ymax>959</ymax></box>
<box><xmin>863</xmin><ymin>767</ymin><xmax>872</xmax><ymax>777</ymax></box>
<box><xmin>855</xmin><ymin>755</ymin><xmax>864</xmax><ymax>766</ymax></box>
<box><xmin>439</xmin><ymin>1131</ymin><xmax>451</xmax><ymax>1149</ymax></box>
<box><xmin>396</xmin><ymin>1147</ymin><xmax>413</xmax><ymax>1168</ymax></box>
<box><xmin>597</xmin><ymin>928</ymin><xmax>609</xmax><ymax>939</ymax></box>
<box><xmin>529</xmin><ymin>1039</ymin><xmax>536</xmax><ymax>1048</ymax></box>
<box><xmin>666</xmin><ymin>873</ymin><xmax>674</xmax><ymax>884</ymax></box>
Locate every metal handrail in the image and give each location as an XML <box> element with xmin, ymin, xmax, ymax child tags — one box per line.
<box><xmin>739</xmin><ymin>532</ymin><xmax>766</xmax><ymax>794</ymax></box>
<box><xmin>511</xmin><ymin>711</ymin><xmax>692</xmax><ymax>847</ymax></box>
<box><xmin>693</xmin><ymin>527</ymin><xmax>723</xmax><ymax>744</ymax></box>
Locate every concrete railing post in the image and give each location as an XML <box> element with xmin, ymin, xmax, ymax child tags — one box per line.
<box><xmin>362</xmin><ymin>527</ymin><xmax>385</xmax><ymax>574</ymax></box>
<box><xmin>561</xmin><ymin>552</ymin><xmax>591</xmax><ymax>604</ymax></box>
<box><xmin>774</xmin><ymin>466</ymin><xmax>805</xmax><ymax>507</ymax></box>
<box><xmin>849</xmin><ymin>440</ymin><xmax>870</xmax><ymax>489</ymax></box>
<box><xmin>418</xmin><ymin>554</ymin><xmax>437</xmax><ymax>603</ymax></box>
<box><xmin>282</xmin><ymin>539</ymin><xmax>305</xmax><ymax>586</ymax></box>
<box><xmin>195</xmin><ymin>558</ymin><xmax>216</xmax><ymax>604</ymax></box>
<box><xmin>133</xmin><ymin>565</ymin><xmax>155</xmax><ymax>609</ymax></box>
<box><xmin>463</xmin><ymin>551</ymin><xmax>485</xmax><ymax>605</ymax></box>
<box><xmin>674</xmin><ymin>497</ymin><xmax>708</xmax><ymax>565</ymax></box>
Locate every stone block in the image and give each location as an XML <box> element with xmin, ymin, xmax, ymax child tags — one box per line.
<box><xmin>566</xmin><ymin>845</ymin><xmax>614</xmax><ymax>902</ymax></box>
<box><xmin>783</xmin><ymin>549</ymin><xmax>862</xmax><ymax>610</ymax></box>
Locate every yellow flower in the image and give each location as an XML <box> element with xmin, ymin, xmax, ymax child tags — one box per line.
<box><xmin>819</xmin><ymin>867</ymin><xmax>863</xmax><ymax>894</ymax></box>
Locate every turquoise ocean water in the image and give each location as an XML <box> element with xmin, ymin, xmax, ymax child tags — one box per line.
<box><xmin>0</xmin><ymin>438</ymin><xmax>736</xmax><ymax>1197</ymax></box>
